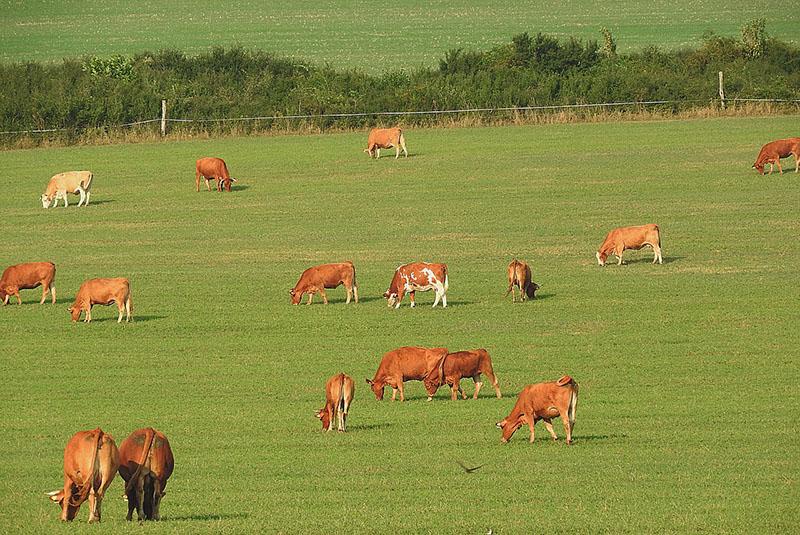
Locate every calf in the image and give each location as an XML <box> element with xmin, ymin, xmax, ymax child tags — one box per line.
<box><xmin>290</xmin><ymin>262</ymin><xmax>358</xmax><ymax>305</ymax></box>
<box><xmin>47</xmin><ymin>428</ymin><xmax>119</xmax><ymax>522</ymax></box>
<box><xmin>384</xmin><ymin>262</ymin><xmax>448</xmax><ymax>308</ymax></box>
<box><xmin>496</xmin><ymin>376</ymin><xmax>578</xmax><ymax>444</ymax></box>
<box><xmin>69</xmin><ymin>278</ymin><xmax>132</xmax><ymax>323</ymax></box>
<box><xmin>366</xmin><ymin>346</ymin><xmax>448</xmax><ymax>401</ymax></box>
<box><xmin>0</xmin><ymin>261</ymin><xmax>56</xmax><ymax>305</ymax></box>
<box><xmin>752</xmin><ymin>137</ymin><xmax>800</xmax><ymax>175</ymax></box>
<box><xmin>364</xmin><ymin>127</ymin><xmax>408</xmax><ymax>159</ymax></box>
<box><xmin>118</xmin><ymin>428</ymin><xmax>175</xmax><ymax>522</ymax></box>
<box><xmin>505</xmin><ymin>259</ymin><xmax>539</xmax><ymax>302</ymax></box>
<box><xmin>196</xmin><ymin>157</ymin><xmax>237</xmax><ymax>192</ymax></box>
<box><xmin>41</xmin><ymin>171</ymin><xmax>93</xmax><ymax>208</ymax></box>
<box><xmin>596</xmin><ymin>223</ymin><xmax>662</xmax><ymax>266</ymax></box>
<box><xmin>424</xmin><ymin>349</ymin><xmax>502</xmax><ymax>401</ymax></box>
<box><xmin>316</xmin><ymin>373</ymin><xmax>355</xmax><ymax>432</ymax></box>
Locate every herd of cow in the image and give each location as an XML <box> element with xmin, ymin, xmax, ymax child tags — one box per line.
<box><xmin>9</xmin><ymin>128</ymin><xmax>796</xmax><ymax>523</ymax></box>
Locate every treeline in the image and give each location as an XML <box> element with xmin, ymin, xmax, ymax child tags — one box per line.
<box><xmin>0</xmin><ymin>20</ymin><xmax>798</xmax><ymax>146</ymax></box>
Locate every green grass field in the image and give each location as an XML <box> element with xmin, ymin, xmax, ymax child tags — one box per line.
<box><xmin>1</xmin><ymin>1</ymin><xmax>798</xmax><ymax>71</ymax></box>
<box><xmin>0</xmin><ymin>116</ymin><xmax>798</xmax><ymax>532</ymax></box>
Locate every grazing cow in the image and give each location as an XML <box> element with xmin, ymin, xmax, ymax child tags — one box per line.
<box><xmin>316</xmin><ymin>373</ymin><xmax>355</xmax><ymax>432</ymax></box>
<box><xmin>47</xmin><ymin>428</ymin><xmax>119</xmax><ymax>522</ymax></box>
<box><xmin>423</xmin><ymin>349</ymin><xmax>502</xmax><ymax>401</ymax></box>
<box><xmin>0</xmin><ymin>261</ymin><xmax>56</xmax><ymax>305</ymax></box>
<box><xmin>118</xmin><ymin>428</ymin><xmax>175</xmax><ymax>522</ymax></box>
<box><xmin>195</xmin><ymin>157</ymin><xmax>237</xmax><ymax>192</ymax></box>
<box><xmin>596</xmin><ymin>224</ymin><xmax>662</xmax><ymax>266</ymax></box>
<box><xmin>505</xmin><ymin>259</ymin><xmax>539</xmax><ymax>302</ymax></box>
<box><xmin>69</xmin><ymin>278</ymin><xmax>132</xmax><ymax>323</ymax></box>
<box><xmin>496</xmin><ymin>376</ymin><xmax>578</xmax><ymax>444</ymax></box>
<box><xmin>364</xmin><ymin>127</ymin><xmax>408</xmax><ymax>159</ymax></box>
<box><xmin>366</xmin><ymin>346</ymin><xmax>449</xmax><ymax>401</ymax></box>
<box><xmin>41</xmin><ymin>171</ymin><xmax>93</xmax><ymax>208</ymax></box>
<box><xmin>384</xmin><ymin>262</ymin><xmax>448</xmax><ymax>309</ymax></box>
<box><xmin>290</xmin><ymin>262</ymin><xmax>358</xmax><ymax>305</ymax></box>
<box><xmin>752</xmin><ymin>137</ymin><xmax>800</xmax><ymax>175</ymax></box>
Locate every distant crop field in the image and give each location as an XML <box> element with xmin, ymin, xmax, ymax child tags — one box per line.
<box><xmin>0</xmin><ymin>116</ymin><xmax>797</xmax><ymax>532</ymax></box>
<box><xmin>1</xmin><ymin>1</ymin><xmax>798</xmax><ymax>71</ymax></box>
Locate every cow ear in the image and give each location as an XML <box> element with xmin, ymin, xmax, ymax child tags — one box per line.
<box><xmin>365</xmin><ymin>378</ymin><xmax>373</xmax><ymax>385</ymax></box>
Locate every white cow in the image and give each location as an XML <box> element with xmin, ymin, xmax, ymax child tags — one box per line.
<box><xmin>41</xmin><ymin>171</ymin><xmax>93</xmax><ymax>208</ymax></box>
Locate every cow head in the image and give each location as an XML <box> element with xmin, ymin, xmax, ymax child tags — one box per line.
<box><xmin>67</xmin><ymin>306</ymin><xmax>81</xmax><ymax>322</ymax></box>
<box><xmin>596</xmin><ymin>251</ymin><xmax>607</xmax><ymax>266</ymax></box>
<box><xmin>46</xmin><ymin>489</ymin><xmax>80</xmax><ymax>521</ymax></box>
<box><xmin>364</xmin><ymin>148</ymin><xmax>374</xmax><ymax>158</ymax></box>
<box><xmin>383</xmin><ymin>290</ymin><xmax>398</xmax><ymax>307</ymax></box>
<box><xmin>0</xmin><ymin>287</ymin><xmax>6</xmax><ymax>302</ymax></box>
<box><xmin>496</xmin><ymin>412</ymin><xmax>527</xmax><ymax>443</ymax></box>
<box><xmin>41</xmin><ymin>193</ymin><xmax>53</xmax><ymax>208</ymax></box>
<box><xmin>289</xmin><ymin>289</ymin><xmax>302</xmax><ymax>305</ymax></box>
<box><xmin>528</xmin><ymin>282</ymin><xmax>541</xmax><ymax>299</ymax></box>
<box><xmin>423</xmin><ymin>373</ymin><xmax>442</xmax><ymax>398</ymax></box>
<box><xmin>315</xmin><ymin>408</ymin><xmax>331</xmax><ymax>430</ymax></box>
<box><xmin>365</xmin><ymin>378</ymin><xmax>385</xmax><ymax>400</ymax></box>
<box><xmin>752</xmin><ymin>163</ymin><xmax>765</xmax><ymax>175</ymax></box>
<box><xmin>218</xmin><ymin>177</ymin><xmax>238</xmax><ymax>192</ymax></box>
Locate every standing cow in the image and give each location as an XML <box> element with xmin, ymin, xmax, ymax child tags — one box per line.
<box><xmin>596</xmin><ymin>224</ymin><xmax>662</xmax><ymax>266</ymax></box>
<box><xmin>47</xmin><ymin>428</ymin><xmax>119</xmax><ymax>522</ymax></box>
<box><xmin>505</xmin><ymin>259</ymin><xmax>539</xmax><ymax>302</ymax></box>
<box><xmin>496</xmin><ymin>376</ymin><xmax>578</xmax><ymax>444</ymax></box>
<box><xmin>41</xmin><ymin>171</ymin><xmax>93</xmax><ymax>208</ymax></box>
<box><xmin>196</xmin><ymin>157</ymin><xmax>237</xmax><ymax>192</ymax></box>
<box><xmin>364</xmin><ymin>127</ymin><xmax>408</xmax><ymax>159</ymax></box>
<box><xmin>290</xmin><ymin>262</ymin><xmax>358</xmax><ymax>305</ymax></box>
<box><xmin>68</xmin><ymin>278</ymin><xmax>132</xmax><ymax>323</ymax></box>
<box><xmin>367</xmin><ymin>346</ymin><xmax>449</xmax><ymax>401</ymax></box>
<box><xmin>118</xmin><ymin>428</ymin><xmax>175</xmax><ymax>522</ymax></box>
<box><xmin>752</xmin><ymin>137</ymin><xmax>800</xmax><ymax>175</ymax></box>
<box><xmin>0</xmin><ymin>261</ymin><xmax>56</xmax><ymax>305</ymax></box>
<box><xmin>423</xmin><ymin>349</ymin><xmax>502</xmax><ymax>401</ymax></box>
<box><xmin>384</xmin><ymin>262</ymin><xmax>448</xmax><ymax>308</ymax></box>
<box><xmin>316</xmin><ymin>373</ymin><xmax>355</xmax><ymax>432</ymax></box>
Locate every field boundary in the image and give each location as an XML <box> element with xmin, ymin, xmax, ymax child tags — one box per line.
<box><xmin>3</xmin><ymin>97</ymin><xmax>799</xmax><ymax>137</ymax></box>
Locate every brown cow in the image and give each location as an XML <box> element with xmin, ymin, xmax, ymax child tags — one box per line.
<box><xmin>195</xmin><ymin>157</ymin><xmax>237</xmax><ymax>192</ymax></box>
<box><xmin>752</xmin><ymin>137</ymin><xmax>800</xmax><ymax>175</ymax></box>
<box><xmin>505</xmin><ymin>259</ymin><xmax>539</xmax><ymax>302</ymax></box>
<box><xmin>424</xmin><ymin>349</ymin><xmax>502</xmax><ymax>401</ymax></box>
<box><xmin>384</xmin><ymin>262</ymin><xmax>448</xmax><ymax>308</ymax></box>
<box><xmin>366</xmin><ymin>346</ymin><xmax>449</xmax><ymax>401</ymax></box>
<box><xmin>290</xmin><ymin>262</ymin><xmax>358</xmax><ymax>305</ymax></box>
<box><xmin>316</xmin><ymin>373</ymin><xmax>355</xmax><ymax>432</ymax></box>
<box><xmin>496</xmin><ymin>376</ymin><xmax>578</xmax><ymax>444</ymax></box>
<box><xmin>596</xmin><ymin>224</ymin><xmax>662</xmax><ymax>266</ymax></box>
<box><xmin>0</xmin><ymin>261</ymin><xmax>56</xmax><ymax>305</ymax></box>
<box><xmin>364</xmin><ymin>127</ymin><xmax>408</xmax><ymax>159</ymax></box>
<box><xmin>69</xmin><ymin>278</ymin><xmax>132</xmax><ymax>323</ymax></box>
<box><xmin>47</xmin><ymin>428</ymin><xmax>119</xmax><ymax>522</ymax></box>
<box><xmin>118</xmin><ymin>428</ymin><xmax>175</xmax><ymax>522</ymax></box>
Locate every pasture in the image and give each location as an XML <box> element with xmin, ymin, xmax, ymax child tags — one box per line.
<box><xmin>1</xmin><ymin>1</ymin><xmax>799</xmax><ymax>71</ymax></box>
<box><xmin>0</xmin><ymin>116</ymin><xmax>798</xmax><ymax>533</ymax></box>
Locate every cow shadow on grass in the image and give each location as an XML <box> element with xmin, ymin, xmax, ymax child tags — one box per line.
<box><xmin>619</xmin><ymin>255</ymin><xmax>683</xmax><ymax>265</ymax></box>
<box><xmin>85</xmin><ymin>314</ymin><xmax>166</xmax><ymax>323</ymax></box>
<box><xmin>574</xmin><ymin>434</ymin><xmax>627</xmax><ymax>442</ymax></box>
<box><xmin>168</xmin><ymin>513</ymin><xmax>250</xmax><ymax>522</ymax></box>
<box><xmin>86</xmin><ymin>199</ymin><xmax>114</xmax><ymax>206</ymax></box>
<box><xmin>348</xmin><ymin>422</ymin><xmax>393</xmax><ymax>431</ymax></box>
<box><xmin>230</xmin><ymin>184</ymin><xmax>250</xmax><ymax>192</ymax></box>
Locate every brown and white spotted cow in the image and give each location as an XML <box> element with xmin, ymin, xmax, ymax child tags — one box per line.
<box><xmin>383</xmin><ymin>262</ymin><xmax>448</xmax><ymax>309</ymax></box>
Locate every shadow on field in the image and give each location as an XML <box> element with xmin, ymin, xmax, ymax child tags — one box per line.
<box><xmin>86</xmin><ymin>199</ymin><xmax>114</xmax><ymax>206</ymax></box>
<box><xmin>621</xmin><ymin>255</ymin><xmax>683</xmax><ymax>265</ymax></box>
<box><xmin>231</xmin><ymin>184</ymin><xmax>250</xmax><ymax>192</ymax></box>
<box><xmin>349</xmin><ymin>422</ymin><xmax>393</xmax><ymax>431</ymax></box>
<box><xmin>354</xmin><ymin>296</ymin><xmax>384</xmax><ymax>304</ymax></box>
<box><xmin>85</xmin><ymin>314</ymin><xmax>166</xmax><ymax>323</ymax></box>
<box><xmin>528</xmin><ymin>292</ymin><xmax>555</xmax><ymax>301</ymax></box>
<box><xmin>169</xmin><ymin>513</ymin><xmax>249</xmax><ymax>522</ymax></box>
<box><xmin>576</xmin><ymin>434</ymin><xmax>627</xmax><ymax>442</ymax></box>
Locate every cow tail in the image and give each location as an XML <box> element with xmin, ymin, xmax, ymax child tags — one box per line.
<box><xmin>83</xmin><ymin>172</ymin><xmax>93</xmax><ymax>192</ymax></box>
<box><xmin>338</xmin><ymin>374</ymin><xmax>346</xmax><ymax>413</ymax></box>
<box><xmin>124</xmin><ymin>428</ymin><xmax>156</xmax><ymax>496</ymax></box>
<box><xmin>70</xmin><ymin>428</ymin><xmax>103</xmax><ymax>507</ymax></box>
<box><xmin>656</xmin><ymin>225</ymin><xmax>662</xmax><ymax>249</ymax></box>
<box><xmin>568</xmin><ymin>381</ymin><xmax>578</xmax><ymax>429</ymax></box>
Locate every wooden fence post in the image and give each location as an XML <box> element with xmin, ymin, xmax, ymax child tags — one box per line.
<box><xmin>161</xmin><ymin>99</ymin><xmax>167</xmax><ymax>136</ymax></box>
<box><xmin>718</xmin><ymin>72</ymin><xmax>725</xmax><ymax>110</ymax></box>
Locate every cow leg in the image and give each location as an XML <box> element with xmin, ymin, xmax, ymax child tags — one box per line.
<box><xmin>117</xmin><ymin>302</ymin><xmax>125</xmax><ymax>323</ymax></box>
<box><xmin>51</xmin><ymin>284</ymin><xmax>56</xmax><ymax>304</ymax></box>
<box><xmin>527</xmin><ymin>414</ymin><xmax>537</xmax><ymax>443</ymax></box>
<box><xmin>85</xmin><ymin>190</ymin><xmax>91</xmax><ymax>205</ymax></box>
<box><xmin>206</xmin><ymin>178</ymin><xmax>212</xmax><ymax>191</ymax></box>
<box><xmin>506</xmin><ymin>283</ymin><xmax>515</xmax><ymax>302</ymax></box>
<box><xmin>60</xmin><ymin>480</ymin><xmax>73</xmax><ymax>521</ymax></box>
<box><xmin>395</xmin><ymin>145</ymin><xmax>400</xmax><ymax>159</ymax></box>
<box><xmin>450</xmin><ymin>379</ymin><xmax>460</xmax><ymax>401</ymax></box>
<box><xmin>777</xmin><ymin>159</ymin><xmax>783</xmax><ymax>174</ymax></box>
<box><xmin>353</xmin><ymin>285</ymin><xmax>359</xmax><ymax>304</ymax></box>
<box><xmin>77</xmin><ymin>187</ymin><xmax>86</xmax><ymax>207</ymax></box>
<box><xmin>135</xmin><ymin>475</ymin><xmax>146</xmax><ymax>520</ymax></box>
<box><xmin>441</xmin><ymin>291</ymin><xmax>447</xmax><ymax>308</ymax></box>
<box><xmin>390</xmin><ymin>386</ymin><xmax>398</xmax><ymax>401</ymax></box>
<box><xmin>2</xmin><ymin>293</ymin><xmax>8</xmax><ymax>305</ymax></box>
<box><xmin>653</xmin><ymin>243</ymin><xmax>663</xmax><ymax>264</ymax></box>
<box><xmin>88</xmin><ymin>487</ymin><xmax>100</xmax><ymax>523</ymax></box>
<box><xmin>398</xmin><ymin>382</ymin><xmax>405</xmax><ymax>402</ymax></box>
<box><xmin>375</xmin><ymin>148</ymin><xmax>381</xmax><ymax>159</ymax></box>
<box><xmin>151</xmin><ymin>479</ymin><xmax>163</xmax><ymax>521</ymax></box>
<box><xmin>345</xmin><ymin>286</ymin><xmax>352</xmax><ymax>304</ymax></box>
<box><xmin>14</xmin><ymin>290</ymin><xmax>22</xmax><ymax>305</ymax></box>
<box><xmin>306</xmin><ymin>293</ymin><xmax>313</xmax><ymax>305</ymax></box>
<box><xmin>85</xmin><ymin>306</ymin><xmax>92</xmax><ymax>323</ymax></box>
<box><xmin>616</xmin><ymin>248</ymin><xmax>624</xmax><ymax>265</ymax></box>
<box><xmin>769</xmin><ymin>163</ymin><xmax>774</xmax><ymax>175</ymax></box>
<box><xmin>543</xmin><ymin>419</ymin><xmax>558</xmax><ymax>441</ymax></box>
<box><xmin>41</xmin><ymin>284</ymin><xmax>48</xmax><ymax>304</ymax></box>
<box><xmin>125</xmin><ymin>296</ymin><xmax>132</xmax><ymax>322</ymax></box>
<box><xmin>319</xmin><ymin>288</ymin><xmax>328</xmax><ymax>305</ymax></box>
<box><xmin>561</xmin><ymin>407</ymin><xmax>574</xmax><ymax>444</ymax></box>
<box><xmin>473</xmin><ymin>375</ymin><xmax>483</xmax><ymax>399</ymax></box>
<box><xmin>62</xmin><ymin>191</ymin><xmax>69</xmax><ymax>207</ymax></box>
<box><xmin>432</xmin><ymin>289</ymin><xmax>441</xmax><ymax>308</ymax></box>
<box><xmin>794</xmin><ymin>153</ymin><xmax>799</xmax><ymax>173</ymax></box>
<box><xmin>408</xmin><ymin>291</ymin><xmax>416</xmax><ymax>308</ymax></box>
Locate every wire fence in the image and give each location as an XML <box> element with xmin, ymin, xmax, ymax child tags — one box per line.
<box><xmin>1</xmin><ymin>97</ymin><xmax>798</xmax><ymax>136</ymax></box>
